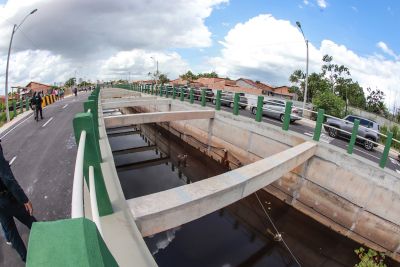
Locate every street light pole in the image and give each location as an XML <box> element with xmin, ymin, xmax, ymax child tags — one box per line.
<box><xmin>296</xmin><ymin>21</ymin><xmax>309</xmax><ymax>117</ymax></box>
<box><xmin>4</xmin><ymin>9</ymin><xmax>38</xmax><ymax>122</ymax></box>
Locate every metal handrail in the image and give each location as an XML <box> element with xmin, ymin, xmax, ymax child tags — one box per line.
<box><xmin>89</xmin><ymin>166</ymin><xmax>103</xmax><ymax>237</ymax></box>
<box><xmin>71</xmin><ymin>130</ymin><xmax>86</xmax><ymax>218</ymax></box>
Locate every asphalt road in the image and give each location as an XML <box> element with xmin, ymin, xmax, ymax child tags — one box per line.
<box><xmin>0</xmin><ymin>92</ymin><xmax>89</xmax><ymax>267</ymax></box>
<box><xmin>188</xmin><ymin>96</ymin><xmax>400</xmax><ymax>173</ymax></box>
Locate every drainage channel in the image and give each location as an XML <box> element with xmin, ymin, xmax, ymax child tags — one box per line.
<box><xmin>108</xmin><ymin>123</ymin><xmax>391</xmax><ymax>267</ymax></box>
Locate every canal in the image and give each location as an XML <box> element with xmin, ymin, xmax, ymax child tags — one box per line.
<box><xmin>108</xmin><ymin>122</ymin><xmax>397</xmax><ymax>267</ymax></box>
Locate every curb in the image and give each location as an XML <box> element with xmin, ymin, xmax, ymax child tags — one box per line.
<box><xmin>0</xmin><ymin>109</ymin><xmax>34</xmax><ymax>137</ymax></box>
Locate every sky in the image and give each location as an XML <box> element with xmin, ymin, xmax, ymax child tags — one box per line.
<box><xmin>0</xmin><ymin>0</ymin><xmax>399</xmax><ymax>108</ymax></box>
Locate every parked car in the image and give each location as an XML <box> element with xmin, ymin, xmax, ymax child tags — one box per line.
<box><xmin>250</xmin><ymin>99</ymin><xmax>302</xmax><ymax>123</ymax></box>
<box><xmin>213</xmin><ymin>92</ymin><xmax>248</xmax><ymax>109</ymax></box>
<box><xmin>193</xmin><ymin>88</ymin><xmax>214</xmax><ymax>101</ymax></box>
<box><xmin>323</xmin><ymin>115</ymin><xmax>379</xmax><ymax>151</ymax></box>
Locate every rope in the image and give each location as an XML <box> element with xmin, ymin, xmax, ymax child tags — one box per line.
<box><xmin>254</xmin><ymin>192</ymin><xmax>302</xmax><ymax>267</ymax></box>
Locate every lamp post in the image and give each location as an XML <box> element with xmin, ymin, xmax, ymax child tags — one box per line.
<box><xmin>296</xmin><ymin>21</ymin><xmax>309</xmax><ymax>117</ymax></box>
<box><xmin>150</xmin><ymin>56</ymin><xmax>159</xmax><ymax>85</ymax></box>
<box><xmin>5</xmin><ymin>8</ymin><xmax>38</xmax><ymax>122</ymax></box>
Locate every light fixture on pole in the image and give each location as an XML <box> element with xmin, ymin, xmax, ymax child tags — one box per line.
<box><xmin>4</xmin><ymin>8</ymin><xmax>38</xmax><ymax>122</ymax></box>
<box><xmin>296</xmin><ymin>21</ymin><xmax>309</xmax><ymax>117</ymax></box>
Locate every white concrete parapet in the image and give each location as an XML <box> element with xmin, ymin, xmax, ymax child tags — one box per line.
<box><xmin>128</xmin><ymin>141</ymin><xmax>316</xmax><ymax>237</ymax></box>
<box><xmin>104</xmin><ymin>110</ymin><xmax>215</xmax><ymax>128</ymax></box>
<box><xmin>102</xmin><ymin>98</ymin><xmax>171</xmax><ymax>109</ymax></box>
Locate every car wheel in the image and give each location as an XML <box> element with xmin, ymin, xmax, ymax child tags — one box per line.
<box><xmin>328</xmin><ymin>127</ymin><xmax>338</xmax><ymax>138</ymax></box>
<box><xmin>280</xmin><ymin>114</ymin><xmax>285</xmax><ymax>122</ymax></box>
<box><xmin>240</xmin><ymin>105</ymin><xmax>246</xmax><ymax>110</ymax></box>
<box><xmin>251</xmin><ymin>107</ymin><xmax>257</xmax><ymax>115</ymax></box>
<box><xmin>364</xmin><ymin>138</ymin><xmax>374</xmax><ymax>151</ymax></box>
<box><xmin>229</xmin><ymin>102</ymin><xmax>234</xmax><ymax>108</ymax></box>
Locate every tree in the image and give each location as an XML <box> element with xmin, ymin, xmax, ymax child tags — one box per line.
<box><xmin>321</xmin><ymin>54</ymin><xmax>351</xmax><ymax>92</ymax></box>
<box><xmin>289</xmin><ymin>70</ymin><xmax>330</xmax><ymax>102</ymax></box>
<box><xmin>180</xmin><ymin>71</ymin><xmax>197</xmax><ymax>83</ymax></box>
<box><xmin>366</xmin><ymin>87</ymin><xmax>387</xmax><ymax>115</ymax></box>
<box><xmin>197</xmin><ymin>71</ymin><xmax>219</xmax><ymax>78</ymax></box>
<box><xmin>65</xmin><ymin>78</ymin><xmax>76</xmax><ymax>87</ymax></box>
<box><xmin>158</xmin><ymin>73</ymin><xmax>170</xmax><ymax>85</ymax></box>
<box><xmin>312</xmin><ymin>91</ymin><xmax>345</xmax><ymax>118</ymax></box>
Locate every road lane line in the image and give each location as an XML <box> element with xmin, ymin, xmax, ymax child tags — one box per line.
<box><xmin>9</xmin><ymin>156</ymin><xmax>16</xmax><ymax>166</ymax></box>
<box><xmin>62</xmin><ymin>104</ymin><xmax>68</xmax><ymax>109</ymax></box>
<box><xmin>42</xmin><ymin>117</ymin><xmax>54</xmax><ymax>128</ymax></box>
<box><xmin>0</xmin><ymin>114</ymin><xmax>33</xmax><ymax>140</ymax></box>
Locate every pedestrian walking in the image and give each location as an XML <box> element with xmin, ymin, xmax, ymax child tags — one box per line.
<box><xmin>73</xmin><ymin>87</ymin><xmax>78</xmax><ymax>97</ymax></box>
<box><xmin>0</xmin><ymin>140</ymin><xmax>36</xmax><ymax>262</ymax></box>
<box><xmin>33</xmin><ymin>92</ymin><xmax>43</xmax><ymax>121</ymax></box>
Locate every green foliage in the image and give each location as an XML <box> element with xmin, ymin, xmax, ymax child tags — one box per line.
<box><xmin>180</xmin><ymin>70</ymin><xmax>197</xmax><ymax>82</ymax></box>
<box><xmin>64</xmin><ymin>77</ymin><xmax>76</xmax><ymax>87</ymax></box>
<box><xmin>180</xmin><ymin>71</ymin><xmax>219</xmax><ymax>82</ymax></box>
<box><xmin>197</xmin><ymin>71</ymin><xmax>219</xmax><ymax>78</ymax></box>
<box><xmin>158</xmin><ymin>74</ymin><xmax>170</xmax><ymax>85</ymax></box>
<box><xmin>354</xmin><ymin>247</ymin><xmax>387</xmax><ymax>267</ymax></box>
<box><xmin>366</xmin><ymin>88</ymin><xmax>388</xmax><ymax>116</ymax></box>
<box><xmin>312</xmin><ymin>91</ymin><xmax>345</xmax><ymax>118</ymax></box>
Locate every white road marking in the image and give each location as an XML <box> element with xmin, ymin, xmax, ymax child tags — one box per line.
<box><xmin>0</xmin><ymin>114</ymin><xmax>33</xmax><ymax>139</ymax></box>
<box><xmin>351</xmin><ymin>147</ymin><xmax>381</xmax><ymax>160</ymax></box>
<box><xmin>62</xmin><ymin>104</ymin><xmax>68</xmax><ymax>109</ymax></box>
<box><xmin>9</xmin><ymin>156</ymin><xmax>16</xmax><ymax>166</ymax></box>
<box><xmin>389</xmin><ymin>157</ymin><xmax>400</xmax><ymax>167</ymax></box>
<box><xmin>42</xmin><ymin>117</ymin><xmax>54</xmax><ymax>128</ymax></box>
<box><xmin>396</xmin><ymin>170</ymin><xmax>400</xmax><ymax>174</ymax></box>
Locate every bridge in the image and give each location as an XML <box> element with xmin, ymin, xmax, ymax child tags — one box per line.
<box><xmin>5</xmin><ymin>85</ymin><xmax>398</xmax><ymax>266</ymax></box>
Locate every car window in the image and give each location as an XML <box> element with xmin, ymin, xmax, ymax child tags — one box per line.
<box><xmin>360</xmin><ymin>119</ymin><xmax>370</xmax><ymax>127</ymax></box>
<box><xmin>345</xmin><ymin>116</ymin><xmax>355</xmax><ymax>122</ymax></box>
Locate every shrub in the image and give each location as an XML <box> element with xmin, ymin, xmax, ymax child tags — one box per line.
<box><xmin>354</xmin><ymin>247</ymin><xmax>387</xmax><ymax>267</ymax></box>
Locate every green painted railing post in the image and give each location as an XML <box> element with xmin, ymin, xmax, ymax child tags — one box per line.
<box><xmin>151</xmin><ymin>84</ymin><xmax>154</xmax><ymax>95</ymax></box>
<box><xmin>172</xmin><ymin>87</ymin><xmax>176</xmax><ymax>99</ymax></box>
<box><xmin>255</xmin><ymin>95</ymin><xmax>264</xmax><ymax>122</ymax></box>
<box><xmin>165</xmin><ymin>86</ymin><xmax>169</xmax><ymax>98</ymax></box>
<box><xmin>190</xmin><ymin>88</ymin><xmax>194</xmax><ymax>104</ymax></box>
<box><xmin>215</xmin><ymin>90</ymin><xmax>221</xmax><ymax>111</ymax></box>
<box><xmin>201</xmin><ymin>89</ymin><xmax>206</xmax><ymax>107</ymax></box>
<box><xmin>233</xmin><ymin>93</ymin><xmax>240</xmax><ymax>115</ymax></box>
<box><xmin>379</xmin><ymin>132</ymin><xmax>393</xmax><ymax>168</ymax></box>
<box><xmin>20</xmin><ymin>100</ymin><xmax>23</xmax><ymax>114</ymax></box>
<box><xmin>180</xmin><ymin>88</ymin><xmax>184</xmax><ymax>101</ymax></box>
<box><xmin>160</xmin><ymin>85</ymin><xmax>164</xmax><ymax>97</ymax></box>
<box><xmin>13</xmin><ymin>100</ymin><xmax>16</xmax><ymax>117</ymax></box>
<box><xmin>347</xmin><ymin>119</ymin><xmax>360</xmax><ymax>154</ymax></box>
<box><xmin>313</xmin><ymin>109</ymin><xmax>325</xmax><ymax>141</ymax></box>
<box><xmin>73</xmin><ymin>113</ymin><xmax>113</xmax><ymax>216</ymax></box>
<box><xmin>26</xmin><ymin>98</ymin><xmax>30</xmax><ymax>111</ymax></box>
<box><xmin>282</xmin><ymin>101</ymin><xmax>293</xmax><ymax>131</ymax></box>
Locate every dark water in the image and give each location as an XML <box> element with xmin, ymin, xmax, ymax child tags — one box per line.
<box><xmin>108</xmin><ymin>123</ymin><xmax>398</xmax><ymax>267</ymax></box>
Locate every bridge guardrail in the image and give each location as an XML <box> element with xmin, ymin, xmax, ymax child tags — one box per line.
<box><xmin>119</xmin><ymin>82</ymin><xmax>399</xmax><ymax>170</ymax></box>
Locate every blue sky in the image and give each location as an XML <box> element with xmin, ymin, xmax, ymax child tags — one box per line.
<box><xmin>177</xmin><ymin>0</ymin><xmax>399</xmax><ymax>69</ymax></box>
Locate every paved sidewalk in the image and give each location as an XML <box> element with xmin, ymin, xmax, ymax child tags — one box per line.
<box><xmin>0</xmin><ymin>110</ymin><xmax>34</xmax><ymax>137</ymax></box>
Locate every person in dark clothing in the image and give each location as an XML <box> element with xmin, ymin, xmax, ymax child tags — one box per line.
<box><xmin>0</xmin><ymin>140</ymin><xmax>36</xmax><ymax>262</ymax></box>
<box><xmin>33</xmin><ymin>92</ymin><xmax>43</xmax><ymax>121</ymax></box>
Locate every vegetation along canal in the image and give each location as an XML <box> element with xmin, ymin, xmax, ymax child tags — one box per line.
<box><xmin>108</xmin><ymin>122</ymin><xmax>399</xmax><ymax>267</ymax></box>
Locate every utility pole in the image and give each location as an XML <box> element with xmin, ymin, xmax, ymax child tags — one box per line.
<box><xmin>296</xmin><ymin>21</ymin><xmax>309</xmax><ymax>117</ymax></box>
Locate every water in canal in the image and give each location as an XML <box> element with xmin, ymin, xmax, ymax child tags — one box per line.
<box><xmin>108</xmin><ymin>123</ymin><xmax>397</xmax><ymax>267</ymax></box>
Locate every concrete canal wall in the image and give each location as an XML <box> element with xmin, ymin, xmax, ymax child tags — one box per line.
<box><xmin>120</xmin><ymin>97</ymin><xmax>400</xmax><ymax>261</ymax></box>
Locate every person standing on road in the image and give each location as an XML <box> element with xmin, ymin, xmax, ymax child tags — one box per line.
<box><xmin>33</xmin><ymin>92</ymin><xmax>43</xmax><ymax>121</ymax></box>
<box><xmin>0</xmin><ymin>140</ymin><xmax>36</xmax><ymax>262</ymax></box>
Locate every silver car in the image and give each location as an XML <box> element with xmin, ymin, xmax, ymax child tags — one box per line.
<box><xmin>250</xmin><ymin>99</ymin><xmax>302</xmax><ymax>123</ymax></box>
<box><xmin>213</xmin><ymin>92</ymin><xmax>248</xmax><ymax>109</ymax></box>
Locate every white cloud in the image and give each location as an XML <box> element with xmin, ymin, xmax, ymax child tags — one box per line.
<box><xmin>303</xmin><ymin>0</ymin><xmax>309</xmax><ymax>5</ymax></box>
<box><xmin>317</xmin><ymin>0</ymin><xmax>327</xmax><ymax>9</ymax></box>
<box><xmin>208</xmin><ymin>14</ymin><xmax>400</xmax><ymax>108</ymax></box>
<box><xmin>0</xmin><ymin>0</ymin><xmax>226</xmax><ymax>92</ymax></box>
<box><xmin>100</xmin><ymin>49</ymin><xmax>188</xmax><ymax>81</ymax></box>
<box><xmin>377</xmin><ymin>41</ymin><xmax>399</xmax><ymax>60</ymax></box>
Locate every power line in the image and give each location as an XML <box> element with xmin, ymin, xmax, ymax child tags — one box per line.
<box><xmin>254</xmin><ymin>192</ymin><xmax>302</xmax><ymax>267</ymax></box>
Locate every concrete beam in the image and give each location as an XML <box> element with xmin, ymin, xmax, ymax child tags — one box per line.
<box><xmin>101</xmin><ymin>91</ymin><xmax>141</xmax><ymax>99</ymax></box>
<box><xmin>128</xmin><ymin>141</ymin><xmax>317</xmax><ymax>237</ymax></box>
<box><xmin>107</xmin><ymin>130</ymin><xmax>140</xmax><ymax>138</ymax></box>
<box><xmin>104</xmin><ymin>110</ymin><xmax>215</xmax><ymax>128</ymax></box>
<box><xmin>102</xmin><ymin>99</ymin><xmax>171</xmax><ymax>110</ymax></box>
<box><xmin>101</xmin><ymin>96</ymin><xmax>155</xmax><ymax>104</ymax></box>
<box><xmin>117</xmin><ymin>157</ymin><xmax>170</xmax><ymax>172</ymax></box>
<box><xmin>112</xmin><ymin>145</ymin><xmax>157</xmax><ymax>156</ymax></box>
